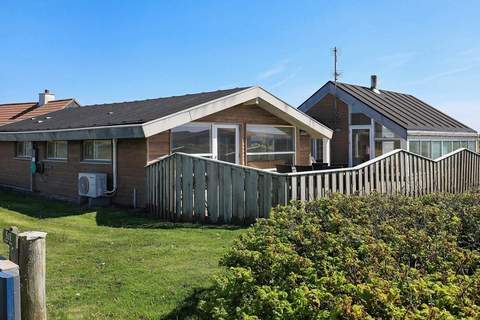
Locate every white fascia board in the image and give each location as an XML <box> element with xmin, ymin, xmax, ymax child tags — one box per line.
<box><xmin>141</xmin><ymin>87</ymin><xmax>258</xmax><ymax>137</ymax></box>
<box><xmin>256</xmin><ymin>87</ymin><xmax>333</xmax><ymax>139</ymax></box>
<box><xmin>407</xmin><ymin>130</ymin><xmax>478</xmax><ymax>138</ymax></box>
<box><xmin>142</xmin><ymin>86</ymin><xmax>333</xmax><ymax>140</ymax></box>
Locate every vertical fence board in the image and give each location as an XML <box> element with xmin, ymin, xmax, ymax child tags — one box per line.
<box><xmin>194</xmin><ymin>159</ymin><xmax>206</xmax><ymax>222</ymax></box>
<box><xmin>206</xmin><ymin>161</ymin><xmax>219</xmax><ymax>223</ymax></box>
<box><xmin>245</xmin><ymin>171</ymin><xmax>258</xmax><ymax>221</ymax></box>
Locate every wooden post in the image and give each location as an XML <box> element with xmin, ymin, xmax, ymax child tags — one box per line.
<box><xmin>3</xmin><ymin>227</ymin><xmax>19</xmax><ymax>264</ymax></box>
<box><xmin>18</xmin><ymin>231</ymin><xmax>47</xmax><ymax>320</ymax></box>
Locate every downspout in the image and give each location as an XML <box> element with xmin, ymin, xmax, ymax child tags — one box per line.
<box><xmin>104</xmin><ymin>138</ymin><xmax>117</xmax><ymax>196</ymax></box>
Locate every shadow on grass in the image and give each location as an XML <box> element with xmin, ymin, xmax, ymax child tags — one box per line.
<box><xmin>0</xmin><ymin>189</ymin><xmax>90</xmax><ymax>219</ymax></box>
<box><xmin>160</xmin><ymin>288</ymin><xmax>209</xmax><ymax>320</ymax></box>
<box><xmin>95</xmin><ymin>210</ymin><xmax>245</xmax><ymax>230</ymax></box>
<box><xmin>0</xmin><ymin>189</ymin><xmax>245</xmax><ymax>231</ymax></box>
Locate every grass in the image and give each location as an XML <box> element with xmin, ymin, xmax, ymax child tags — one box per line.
<box><xmin>0</xmin><ymin>190</ymin><xmax>245</xmax><ymax>319</ymax></box>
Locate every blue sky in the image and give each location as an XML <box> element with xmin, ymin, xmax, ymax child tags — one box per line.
<box><xmin>1</xmin><ymin>0</ymin><xmax>479</xmax><ymax>130</ymax></box>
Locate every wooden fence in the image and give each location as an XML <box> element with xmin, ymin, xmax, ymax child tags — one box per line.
<box><xmin>146</xmin><ymin>153</ymin><xmax>286</xmax><ymax>224</ymax></box>
<box><xmin>146</xmin><ymin>148</ymin><xmax>480</xmax><ymax>224</ymax></box>
<box><xmin>288</xmin><ymin>148</ymin><xmax>480</xmax><ymax>201</ymax></box>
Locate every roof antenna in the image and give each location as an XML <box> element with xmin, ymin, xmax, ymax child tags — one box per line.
<box><xmin>332</xmin><ymin>47</ymin><xmax>341</xmax><ymax>132</ymax></box>
<box><xmin>333</xmin><ymin>46</ymin><xmax>341</xmax><ymax>82</ymax></box>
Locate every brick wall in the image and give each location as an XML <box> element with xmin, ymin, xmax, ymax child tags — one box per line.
<box><xmin>306</xmin><ymin>94</ymin><xmax>349</xmax><ymax>165</ymax></box>
<box><xmin>0</xmin><ymin>142</ymin><xmax>31</xmax><ymax>190</ymax></box>
<box><xmin>0</xmin><ymin>139</ymin><xmax>148</xmax><ymax>207</ymax></box>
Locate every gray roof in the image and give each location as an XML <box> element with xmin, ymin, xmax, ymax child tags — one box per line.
<box><xmin>302</xmin><ymin>81</ymin><xmax>476</xmax><ymax>133</ymax></box>
<box><xmin>0</xmin><ymin>87</ymin><xmax>250</xmax><ymax>132</ymax></box>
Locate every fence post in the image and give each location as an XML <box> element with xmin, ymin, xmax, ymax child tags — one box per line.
<box><xmin>18</xmin><ymin>231</ymin><xmax>47</xmax><ymax>320</ymax></box>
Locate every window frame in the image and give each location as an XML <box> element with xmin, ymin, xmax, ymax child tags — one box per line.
<box><xmin>15</xmin><ymin>141</ymin><xmax>32</xmax><ymax>159</ymax></box>
<box><xmin>408</xmin><ymin>138</ymin><xmax>477</xmax><ymax>159</ymax></box>
<box><xmin>171</xmin><ymin>122</ymin><xmax>214</xmax><ymax>158</ymax></box>
<box><xmin>46</xmin><ymin>141</ymin><xmax>68</xmax><ymax>161</ymax></box>
<box><xmin>82</xmin><ymin>140</ymin><xmax>112</xmax><ymax>162</ymax></box>
<box><xmin>245</xmin><ymin>124</ymin><xmax>296</xmax><ymax>167</ymax></box>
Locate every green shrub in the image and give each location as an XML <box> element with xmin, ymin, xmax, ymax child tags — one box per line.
<box><xmin>198</xmin><ymin>193</ymin><xmax>480</xmax><ymax>319</ymax></box>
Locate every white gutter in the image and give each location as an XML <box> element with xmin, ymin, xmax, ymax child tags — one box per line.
<box><xmin>104</xmin><ymin>138</ymin><xmax>117</xmax><ymax>196</ymax></box>
<box><xmin>407</xmin><ymin>130</ymin><xmax>478</xmax><ymax>137</ymax></box>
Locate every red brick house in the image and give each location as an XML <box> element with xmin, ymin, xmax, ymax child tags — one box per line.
<box><xmin>0</xmin><ymin>86</ymin><xmax>332</xmax><ymax>207</ymax></box>
<box><xmin>0</xmin><ymin>90</ymin><xmax>79</xmax><ymax>126</ymax></box>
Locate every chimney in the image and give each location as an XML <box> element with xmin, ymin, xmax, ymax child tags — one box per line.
<box><xmin>370</xmin><ymin>75</ymin><xmax>380</xmax><ymax>94</ymax></box>
<box><xmin>38</xmin><ymin>89</ymin><xmax>55</xmax><ymax>106</ymax></box>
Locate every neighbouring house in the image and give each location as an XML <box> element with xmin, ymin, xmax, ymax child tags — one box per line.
<box><xmin>0</xmin><ymin>90</ymin><xmax>79</xmax><ymax>126</ymax></box>
<box><xmin>299</xmin><ymin>76</ymin><xmax>478</xmax><ymax>166</ymax></box>
<box><xmin>0</xmin><ymin>86</ymin><xmax>332</xmax><ymax>207</ymax></box>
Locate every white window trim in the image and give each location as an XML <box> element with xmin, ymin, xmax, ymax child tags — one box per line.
<box><xmin>15</xmin><ymin>141</ymin><xmax>32</xmax><ymax>159</ymax></box>
<box><xmin>407</xmin><ymin>138</ymin><xmax>477</xmax><ymax>158</ymax></box>
<box><xmin>47</xmin><ymin>141</ymin><xmax>68</xmax><ymax>160</ymax></box>
<box><xmin>83</xmin><ymin>140</ymin><xmax>113</xmax><ymax>162</ymax></box>
<box><xmin>245</xmin><ymin>124</ymin><xmax>296</xmax><ymax>167</ymax></box>
<box><xmin>212</xmin><ymin>123</ymin><xmax>240</xmax><ymax>164</ymax></box>
<box><xmin>171</xmin><ymin>122</ymin><xmax>214</xmax><ymax>158</ymax></box>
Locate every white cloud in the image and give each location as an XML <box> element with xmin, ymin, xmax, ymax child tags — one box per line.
<box><xmin>406</xmin><ymin>64</ymin><xmax>480</xmax><ymax>86</ymax></box>
<box><xmin>377</xmin><ymin>52</ymin><xmax>417</xmax><ymax>70</ymax></box>
<box><xmin>257</xmin><ymin>59</ymin><xmax>289</xmax><ymax>81</ymax></box>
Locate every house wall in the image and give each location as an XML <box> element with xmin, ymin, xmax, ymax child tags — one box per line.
<box><xmin>305</xmin><ymin>94</ymin><xmax>349</xmax><ymax>165</ymax></box>
<box><xmin>147</xmin><ymin>103</ymin><xmax>312</xmax><ymax>168</ymax></box>
<box><xmin>0</xmin><ymin>139</ymin><xmax>148</xmax><ymax>207</ymax></box>
<box><xmin>0</xmin><ymin>142</ymin><xmax>31</xmax><ymax>190</ymax></box>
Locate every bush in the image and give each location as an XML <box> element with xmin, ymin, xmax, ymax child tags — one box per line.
<box><xmin>198</xmin><ymin>193</ymin><xmax>480</xmax><ymax>319</ymax></box>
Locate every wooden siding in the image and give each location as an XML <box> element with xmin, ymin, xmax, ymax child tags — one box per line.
<box><xmin>147</xmin><ymin>103</ymin><xmax>311</xmax><ymax>168</ymax></box>
<box><xmin>306</xmin><ymin>94</ymin><xmax>349</xmax><ymax>165</ymax></box>
<box><xmin>147</xmin><ymin>131</ymin><xmax>170</xmax><ymax>162</ymax></box>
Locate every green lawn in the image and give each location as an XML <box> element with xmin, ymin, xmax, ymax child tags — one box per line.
<box><xmin>0</xmin><ymin>190</ymin><xmax>244</xmax><ymax>319</ymax></box>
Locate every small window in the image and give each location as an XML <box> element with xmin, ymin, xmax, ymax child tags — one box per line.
<box><xmin>311</xmin><ymin>139</ymin><xmax>323</xmax><ymax>162</ymax></box>
<box><xmin>171</xmin><ymin>123</ymin><xmax>212</xmax><ymax>156</ymax></box>
<box><xmin>83</xmin><ymin>140</ymin><xmax>112</xmax><ymax>161</ymax></box>
<box><xmin>467</xmin><ymin>141</ymin><xmax>476</xmax><ymax>152</ymax></box>
<box><xmin>409</xmin><ymin>141</ymin><xmax>420</xmax><ymax>155</ymax></box>
<box><xmin>442</xmin><ymin>141</ymin><xmax>453</xmax><ymax>154</ymax></box>
<box><xmin>431</xmin><ymin>141</ymin><xmax>442</xmax><ymax>159</ymax></box>
<box><xmin>15</xmin><ymin>141</ymin><xmax>32</xmax><ymax>158</ymax></box>
<box><xmin>47</xmin><ymin>141</ymin><xmax>68</xmax><ymax>160</ymax></box>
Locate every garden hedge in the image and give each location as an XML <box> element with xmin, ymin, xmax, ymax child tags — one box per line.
<box><xmin>198</xmin><ymin>193</ymin><xmax>480</xmax><ymax>319</ymax></box>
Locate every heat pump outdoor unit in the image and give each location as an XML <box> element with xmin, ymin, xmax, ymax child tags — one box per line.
<box><xmin>78</xmin><ymin>173</ymin><xmax>107</xmax><ymax>198</ymax></box>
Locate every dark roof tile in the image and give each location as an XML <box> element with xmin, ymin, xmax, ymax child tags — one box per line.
<box><xmin>0</xmin><ymin>87</ymin><xmax>250</xmax><ymax>132</ymax></box>
<box><xmin>334</xmin><ymin>82</ymin><xmax>475</xmax><ymax>133</ymax></box>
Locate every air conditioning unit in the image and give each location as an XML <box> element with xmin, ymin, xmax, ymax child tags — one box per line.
<box><xmin>78</xmin><ymin>173</ymin><xmax>107</xmax><ymax>198</ymax></box>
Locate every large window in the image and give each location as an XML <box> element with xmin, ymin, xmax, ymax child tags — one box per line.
<box><xmin>374</xmin><ymin>123</ymin><xmax>402</xmax><ymax>156</ymax></box>
<box><xmin>171</xmin><ymin>123</ymin><xmax>212</xmax><ymax>157</ymax></box>
<box><xmin>83</xmin><ymin>140</ymin><xmax>112</xmax><ymax>161</ymax></box>
<box><xmin>246</xmin><ymin>125</ymin><xmax>295</xmax><ymax>168</ymax></box>
<box><xmin>409</xmin><ymin>139</ymin><xmax>476</xmax><ymax>158</ymax></box>
<box><xmin>311</xmin><ymin>139</ymin><xmax>323</xmax><ymax>162</ymax></box>
<box><xmin>47</xmin><ymin>141</ymin><xmax>68</xmax><ymax>160</ymax></box>
<box><xmin>15</xmin><ymin>141</ymin><xmax>32</xmax><ymax>158</ymax></box>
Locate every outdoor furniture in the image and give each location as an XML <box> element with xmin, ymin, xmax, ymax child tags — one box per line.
<box><xmin>294</xmin><ymin>165</ymin><xmax>314</xmax><ymax>172</ymax></box>
<box><xmin>276</xmin><ymin>164</ymin><xmax>294</xmax><ymax>173</ymax></box>
<box><xmin>312</xmin><ymin>162</ymin><xmax>329</xmax><ymax>170</ymax></box>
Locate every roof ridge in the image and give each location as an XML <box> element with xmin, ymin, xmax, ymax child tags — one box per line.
<box><xmin>334</xmin><ymin>80</ymin><xmax>415</xmax><ymax>96</ymax></box>
<box><xmin>0</xmin><ymin>98</ymin><xmax>75</xmax><ymax>107</ymax></box>
<box><xmin>82</xmin><ymin>86</ymin><xmax>252</xmax><ymax>108</ymax></box>
<box><xmin>0</xmin><ymin>101</ymin><xmax>36</xmax><ymax>107</ymax></box>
